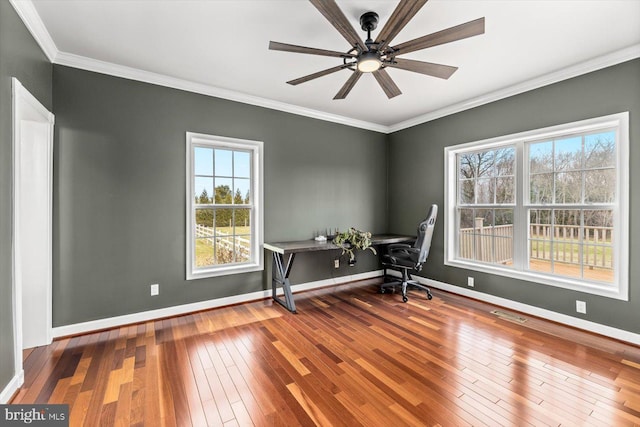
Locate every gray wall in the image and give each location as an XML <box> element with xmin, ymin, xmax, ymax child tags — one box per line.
<box><xmin>388</xmin><ymin>59</ymin><xmax>640</xmax><ymax>333</ymax></box>
<box><xmin>3</xmin><ymin>0</ymin><xmax>638</xmax><ymax>401</ymax></box>
<box><xmin>52</xmin><ymin>65</ymin><xmax>387</xmax><ymax>326</ymax></box>
<box><xmin>0</xmin><ymin>0</ymin><xmax>52</xmax><ymax>398</ymax></box>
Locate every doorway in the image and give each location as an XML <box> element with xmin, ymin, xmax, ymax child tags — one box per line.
<box><xmin>12</xmin><ymin>78</ymin><xmax>54</xmax><ymax>376</ymax></box>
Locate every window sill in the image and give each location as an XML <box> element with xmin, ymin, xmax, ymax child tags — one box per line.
<box><xmin>444</xmin><ymin>259</ymin><xmax>627</xmax><ymax>301</ymax></box>
<box><xmin>187</xmin><ymin>262</ymin><xmax>263</xmax><ymax>280</ymax></box>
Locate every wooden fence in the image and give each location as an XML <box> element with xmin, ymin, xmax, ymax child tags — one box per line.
<box><xmin>459</xmin><ymin>219</ymin><xmax>513</xmax><ymax>264</ymax></box>
<box><xmin>195</xmin><ymin>224</ymin><xmax>250</xmax><ymax>261</ymax></box>
<box><xmin>528</xmin><ymin>223</ymin><xmax>612</xmax><ymax>268</ymax></box>
<box><xmin>459</xmin><ymin>219</ymin><xmax>613</xmax><ymax>269</ymax></box>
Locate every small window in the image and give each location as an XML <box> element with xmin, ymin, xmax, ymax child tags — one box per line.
<box><xmin>186</xmin><ymin>132</ymin><xmax>263</xmax><ymax>279</ymax></box>
<box><xmin>445</xmin><ymin>113</ymin><xmax>629</xmax><ymax>300</ymax></box>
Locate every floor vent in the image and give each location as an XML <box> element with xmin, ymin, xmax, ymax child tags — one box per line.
<box><xmin>490</xmin><ymin>310</ymin><xmax>527</xmax><ymax>323</ymax></box>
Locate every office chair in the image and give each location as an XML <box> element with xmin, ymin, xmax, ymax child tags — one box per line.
<box><xmin>380</xmin><ymin>204</ymin><xmax>438</xmax><ymax>303</ymax></box>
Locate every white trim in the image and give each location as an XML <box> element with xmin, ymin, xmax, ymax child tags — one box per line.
<box><xmin>0</xmin><ymin>371</ymin><xmax>24</xmax><ymax>404</ymax></box>
<box><xmin>55</xmin><ymin>44</ymin><xmax>640</xmax><ymax>135</ymax></box>
<box><xmin>11</xmin><ymin>78</ymin><xmax>54</xmax><ymax>122</ymax></box>
<box><xmin>615</xmin><ymin>113</ymin><xmax>630</xmax><ymax>304</ymax></box>
<box><xmin>11</xmin><ymin>78</ymin><xmax>55</xmax><ymax>388</ymax></box>
<box><xmin>444</xmin><ymin>259</ymin><xmax>625</xmax><ymax>299</ymax></box>
<box><xmin>444</xmin><ymin>112</ymin><xmax>629</xmax><ymax>300</ymax></box>
<box><xmin>52</xmin><ymin>270</ymin><xmax>383</xmax><ymax>338</ymax></box>
<box><xmin>186</xmin><ymin>132</ymin><xmax>264</xmax><ymax>280</ymax></box>
<box><xmin>8</xmin><ymin>0</ymin><xmax>57</xmax><ymax>62</ymax></box>
<box><xmin>387</xmin><ymin>272</ymin><xmax>640</xmax><ymax>346</ymax></box>
<box><xmin>51</xmin><ymin>269</ymin><xmax>640</xmax><ymax>346</ymax></box>
<box><xmin>388</xmin><ymin>44</ymin><xmax>640</xmax><ymax>133</ymax></box>
<box><xmin>54</xmin><ymin>51</ymin><xmax>388</xmax><ymax>133</ymax></box>
<box><xmin>11</xmin><ymin>0</ymin><xmax>639</xmax><ymax>134</ymax></box>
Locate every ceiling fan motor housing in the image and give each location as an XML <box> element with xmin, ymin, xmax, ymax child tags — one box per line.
<box><xmin>357</xmin><ymin>11</ymin><xmax>381</xmax><ymax>72</ymax></box>
<box><xmin>360</xmin><ymin>11</ymin><xmax>379</xmax><ymax>33</ymax></box>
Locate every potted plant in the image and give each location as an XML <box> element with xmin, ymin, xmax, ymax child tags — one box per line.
<box><xmin>332</xmin><ymin>227</ymin><xmax>377</xmax><ymax>266</ymax></box>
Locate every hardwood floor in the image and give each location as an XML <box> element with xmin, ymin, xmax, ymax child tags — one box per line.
<box><xmin>11</xmin><ymin>279</ymin><xmax>640</xmax><ymax>426</ymax></box>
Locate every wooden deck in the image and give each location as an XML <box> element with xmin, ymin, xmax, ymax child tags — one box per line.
<box><xmin>11</xmin><ymin>279</ymin><xmax>640</xmax><ymax>426</ymax></box>
<box><xmin>529</xmin><ymin>259</ymin><xmax>614</xmax><ymax>282</ymax></box>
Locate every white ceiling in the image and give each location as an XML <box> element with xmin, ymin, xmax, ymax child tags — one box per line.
<box><xmin>15</xmin><ymin>0</ymin><xmax>640</xmax><ymax>132</ymax></box>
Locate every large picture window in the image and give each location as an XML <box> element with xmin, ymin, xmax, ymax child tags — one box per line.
<box><xmin>186</xmin><ymin>132</ymin><xmax>263</xmax><ymax>279</ymax></box>
<box><xmin>445</xmin><ymin>113</ymin><xmax>629</xmax><ymax>300</ymax></box>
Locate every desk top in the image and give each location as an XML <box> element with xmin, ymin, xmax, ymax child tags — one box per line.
<box><xmin>264</xmin><ymin>234</ymin><xmax>413</xmax><ymax>254</ymax></box>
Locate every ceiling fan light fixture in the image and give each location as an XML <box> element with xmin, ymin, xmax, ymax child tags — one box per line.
<box><xmin>357</xmin><ymin>51</ymin><xmax>381</xmax><ymax>72</ymax></box>
<box><xmin>269</xmin><ymin>1</ymin><xmax>485</xmax><ymax>99</ymax></box>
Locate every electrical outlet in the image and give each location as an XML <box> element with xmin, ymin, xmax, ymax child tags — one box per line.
<box><xmin>576</xmin><ymin>300</ymin><xmax>586</xmax><ymax>314</ymax></box>
<box><xmin>334</xmin><ymin>259</ymin><xmax>340</xmax><ymax>269</ymax></box>
<box><xmin>151</xmin><ymin>283</ymin><xmax>159</xmax><ymax>296</ymax></box>
<box><xmin>467</xmin><ymin>277</ymin><xmax>474</xmax><ymax>287</ymax></box>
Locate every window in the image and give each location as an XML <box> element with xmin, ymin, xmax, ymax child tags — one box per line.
<box><xmin>457</xmin><ymin>146</ymin><xmax>516</xmax><ymax>265</ymax></box>
<box><xmin>445</xmin><ymin>113</ymin><xmax>629</xmax><ymax>300</ymax></box>
<box><xmin>186</xmin><ymin>132</ymin><xmax>263</xmax><ymax>279</ymax></box>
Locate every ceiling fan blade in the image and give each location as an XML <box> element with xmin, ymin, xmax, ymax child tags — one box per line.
<box><xmin>269</xmin><ymin>41</ymin><xmax>356</xmax><ymax>58</ymax></box>
<box><xmin>385</xmin><ymin>58</ymin><xmax>458</xmax><ymax>79</ymax></box>
<box><xmin>373</xmin><ymin>69</ymin><xmax>402</xmax><ymax>98</ymax></box>
<box><xmin>389</xmin><ymin>17</ymin><xmax>485</xmax><ymax>56</ymax></box>
<box><xmin>334</xmin><ymin>71</ymin><xmax>363</xmax><ymax>100</ymax></box>
<box><xmin>309</xmin><ymin>0</ymin><xmax>366</xmax><ymax>52</ymax></box>
<box><xmin>374</xmin><ymin>0</ymin><xmax>429</xmax><ymax>51</ymax></box>
<box><xmin>287</xmin><ymin>64</ymin><xmax>352</xmax><ymax>86</ymax></box>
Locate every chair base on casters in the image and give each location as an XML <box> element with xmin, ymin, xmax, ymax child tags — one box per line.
<box><xmin>380</xmin><ymin>265</ymin><xmax>433</xmax><ymax>303</ymax></box>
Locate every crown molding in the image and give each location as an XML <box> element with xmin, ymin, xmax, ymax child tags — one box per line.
<box><xmin>10</xmin><ymin>1</ymin><xmax>386</xmax><ymax>133</ymax></box>
<box><xmin>9</xmin><ymin>0</ymin><xmax>57</xmax><ymax>62</ymax></box>
<box><xmin>388</xmin><ymin>44</ymin><xmax>640</xmax><ymax>133</ymax></box>
<box><xmin>43</xmin><ymin>44</ymin><xmax>640</xmax><ymax>135</ymax></box>
<box><xmin>11</xmin><ymin>0</ymin><xmax>640</xmax><ymax>135</ymax></box>
<box><xmin>54</xmin><ymin>52</ymin><xmax>389</xmax><ymax>133</ymax></box>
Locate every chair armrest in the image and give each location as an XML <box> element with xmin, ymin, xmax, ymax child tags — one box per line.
<box><xmin>387</xmin><ymin>243</ymin><xmax>413</xmax><ymax>251</ymax></box>
<box><xmin>387</xmin><ymin>245</ymin><xmax>420</xmax><ymax>257</ymax></box>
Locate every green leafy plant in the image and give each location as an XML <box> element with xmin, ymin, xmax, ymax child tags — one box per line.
<box><xmin>332</xmin><ymin>227</ymin><xmax>376</xmax><ymax>263</ymax></box>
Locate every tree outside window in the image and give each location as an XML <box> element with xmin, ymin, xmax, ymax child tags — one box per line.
<box><xmin>445</xmin><ymin>113</ymin><xmax>628</xmax><ymax>300</ymax></box>
<box><xmin>186</xmin><ymin>133</ymin><xmax>263</xmax><ymax>279</ymax></box>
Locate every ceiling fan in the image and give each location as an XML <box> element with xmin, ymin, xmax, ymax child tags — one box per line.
<box><xmin>269</xmin><ymin>0</ymin><xmax>485</xmax><ymax>100</ymax></box>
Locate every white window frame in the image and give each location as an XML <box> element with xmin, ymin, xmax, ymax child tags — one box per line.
<box><xmin>186</xmin><ymin>132</ymin><xmax>264</xmax><ymax>279</ymax></box>
<box><xmin>444</xmin><ymin>112</ymin><xmax>629</xmax><ymax>300</ymax></box>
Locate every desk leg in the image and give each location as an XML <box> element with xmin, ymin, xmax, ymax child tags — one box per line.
<box><xmin>272</xmin><ymin>252</ymin><xmax>297</xmax><ymax>313</ymax></box>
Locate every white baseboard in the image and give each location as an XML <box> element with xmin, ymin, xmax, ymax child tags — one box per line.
<box><xmin>0</xmin><ymin>370</ymin><xmax>24</xmax><ymax>404</ymax></box>
<box><xmin>406</xmin><ymin>274</ymin><xmax>640</xmax><ymax>346</ymax></box>
<box><xmin>51</xmin><ymin>269</ymin><xmax>640</xmax><ymax>346</ymax></box>
<box><xmin>52</xmin><ymin>270</ymin><xmax>383</xmax><ymax>338</ymax></box>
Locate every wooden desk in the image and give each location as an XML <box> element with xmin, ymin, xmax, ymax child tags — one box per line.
<box><xmin>264</xmin><ymin>234</ymin><xmax>412</xmax><ymax>313</ymax></box>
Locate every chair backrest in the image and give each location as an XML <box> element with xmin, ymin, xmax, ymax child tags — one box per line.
<box><xmin>413</xmin><ymin>204</ymin><xmax>438</xmax><ymax>265</ymax></box>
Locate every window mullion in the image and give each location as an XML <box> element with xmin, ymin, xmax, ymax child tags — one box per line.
<box><xmin>513</xmin><ymin>142</ymin><xmax>527</xmax><ymax>271</ymax></box>
<box><xmin>445</xmin><ymin>112</ymin><xmax>627</xmax><ymax>300</ymax></box>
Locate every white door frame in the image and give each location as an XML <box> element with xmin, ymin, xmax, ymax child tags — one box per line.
<box><xmin>11</xmin><ymin>78</ymin><xmax>54</xmax><ymax>382</ymax></box>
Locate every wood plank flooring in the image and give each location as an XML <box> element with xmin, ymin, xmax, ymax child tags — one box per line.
<box><xmin>11</xmin><ymin>279</ymin><xmax>640</xmax><ymax>426</ymax></box>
